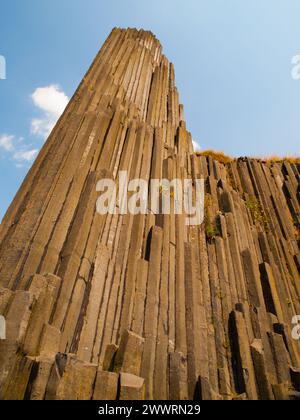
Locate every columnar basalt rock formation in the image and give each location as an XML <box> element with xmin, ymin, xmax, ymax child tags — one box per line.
<box><xmin>0</xmin><ymin>28</ymin><xmax>300</xmax><ymax>400</ymax></box>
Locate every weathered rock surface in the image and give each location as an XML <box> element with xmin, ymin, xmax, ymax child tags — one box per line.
<box><xmin>0</xmin><ymin>28</ymin><xmax>299</xmax><ymax>400</ymax></box>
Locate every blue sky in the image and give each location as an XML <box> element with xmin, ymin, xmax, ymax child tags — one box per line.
<box><xmin>1</xmin><ymin>0</ymin><xmax>300</xmax><ymax>220</ymax></box>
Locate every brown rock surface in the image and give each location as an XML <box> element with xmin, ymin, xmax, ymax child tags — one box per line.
<box><xmin>0</xmin><ymin>27</ymin><xmax>299</xmax><ymax>400</ymax></box>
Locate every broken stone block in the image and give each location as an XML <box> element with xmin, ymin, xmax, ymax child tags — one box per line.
<box><xmin>5</xmin><ymin>290</ymin><xmax>32</xmax><ymax>343</ymax></box>
<box><xmin>93</xmin><ymin>370</ymin><xmax>119</xmax><ymax>400</ymax></box>
<box><xmin>250</xmin><ymin>339</ymin><xmax>274</xmax><ymax>400</ymax></box>
<box><xmin>0</xmin><ymin>294</ymin><xmax>31</xmax><ymax>396</ymax></box>
<box><xmin>23</xmin><ymin>274</ymin><xmax>61</xmax><ymax>356</ymax></box>
<box><xmin>0</xmin><ymin>354</ymin><xmax>34</xmax><ymax>400</ymax></box>
<box><xmin>113</xmin><ymin>330</ymin><xmax>145</xmax><ymax>376</ymax></box>
<box><xmin>27</xmin><ymin>274</ymin><xmax>48</xmax><ymax>299</ymax></box>
<box><xmin>229</xmin><ymin>311</ymin><xmax>258</xmax><ymax>400</ymax></box>
<box><xmin>56</xmin><ymin>355</ymin><xmax>97</xmax><ymax>400</ymax></box>
<box><xmin>38</xmin><ymin>324</ymin><xmax>61</xmax><ymax>358</ymax></box>
<box><xmin>0</xmin><ymin>340</ymin><xmax>19</xmax><ymax>397</ymax></box>
<box><xmin>45</xmin><ymin>353</ymin><xmax>68</xmax><ymax>400</ymax></box>
<box><xmin>290</xmin><ymin>367</ymin><xmax>300</xmax><ymax>391</ymax></box>
<box><xmin>259</xmin><ymin>263</ymin><xmax>284</xmax><ymax>324</ymax></box>
<box><xmin>119</xmin><ymin>373</ymin><xmax>145</xmax><ymax>400</ymax></box>
<box><xmin>268</xmin><ymin>332</ymin><xmax>290</xmax><ymax>384</ymax></box>
<box><xmin>102</xmin><ymin>343</ymin><xmax>119</xmax><ymax>372</ymax></box>
<box><xmin>27</xmin><ymin>357</ymin><xmax>54</xmax><ymax>400</ymax></box>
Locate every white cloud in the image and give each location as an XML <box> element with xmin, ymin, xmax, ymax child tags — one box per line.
<box><xmin>193</xmin><ymin>140</ymin><xmax>201</xmax><ymax>152</ymax></box>
<box><xmin>0</xmin><ymin>84</ymin><xmax>68</xmax><ymax>168</ymax></box>
<box><xmin>0</xmin><ymin>134</ymin><xmax>38</xmax><ymax>166</ymax></box>
<box><xmin>31</xmin><ymin>118</ymin><xmax>55</xmax><ymax>139</ymax></box>
<box><xmin>30</xmin><ymin>85</ymin><xmax>69</xmax><ymax>139</ymax></box>
<box><xmin>13</xmin><ymin>149</ymin><xmax>38</xmax><ymax>162</ymax></box>
<box><xmin>0</xmin><ymin>135</ymin><xmax>14</xmax><ymax>151</ymax></box>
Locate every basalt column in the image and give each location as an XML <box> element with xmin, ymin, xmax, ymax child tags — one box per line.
<box><xmin>0</xmin><ymin>28</ymin><xmax>300</xmax><ymax>401</ymax></box>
